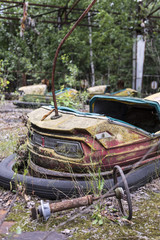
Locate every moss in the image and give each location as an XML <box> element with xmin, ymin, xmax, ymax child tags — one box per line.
<box><xmin>6</xmin><ymin>202</ymin><xmax>68</xmax><ymax>233</ymax></box>
<box><xmin>4</xmin><ymin>188</ymin><xmax>160</xmax><ymax>239</ymax></box>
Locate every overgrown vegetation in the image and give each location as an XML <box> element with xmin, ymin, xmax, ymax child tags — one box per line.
<box><xmin>0</xmin><ymin>131</ymin><xmax>19</xmax><ymax>159</ymax></box>
<box><xmin>0</xmin><ymin>0</ymin><xmax>160</xmax><ymax>92</ymax></box>
<box><xmin>4</xmin><ymin>189</ymin><xmax>160</xmax><ymax>240</ymax></box>
<box><xmin>0</xmin><ymin>60</ymin><xmax>10</xmax><ymax>93</ymax></box>
<box><xmin>0</xmin><ymin>100</ymin><xmax>160</xmax><ymax>239</ymax></box>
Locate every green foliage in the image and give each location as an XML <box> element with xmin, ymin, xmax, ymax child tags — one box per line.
<box><xmin>0</xmin><ymin>0</ymin><xmax>160</xmax><ymax>91</ymax></box>
<box><xmin>0</xmin><ymin>132</ymin><xmax>18</xmax><ymax>159</ymax></box>
<box><xmin>56</xmin><ymin>91</ymin><xmax>79</xmax><ymax>109</ymax></box>
<box><xmin>92</xmin><ymin>204</ymin><xmax>104</xmax><ymax>226</ymax></box>
<box><xmin>0</xmin><ymin>60</ymin><xmax>10</xmax><ymax>93</ymax></box>
<box><xmin>79</xmin><ymin>90</ymin><xmax>89</xmax><ymax>108</ymax></box>
<box><xmin>51</xmin><ymin>85</ymin><xmax>80</xmax><ymax>109</ymax></box>
<box><xmin>61</xmin><ymin>54</ymin><xmax>79</xmax><ymax>87</ymax></box>
<box><xmin>16</xmin><ymin>226</ymin><xmax>22</xmax><ymax>235</ymax></box>
<box><xmin>89</xmin><ymin>167</ymin><xmax>105</xmax><ymax>197</ymax></box>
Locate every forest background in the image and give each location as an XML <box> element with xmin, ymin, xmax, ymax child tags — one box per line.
<box><xmin>0</xmin><ymin>0</ymin><xmax>160</xmax><ymax>94</ymax></box>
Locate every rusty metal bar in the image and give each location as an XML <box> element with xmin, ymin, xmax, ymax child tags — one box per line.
<box><xmin>0</xmin><ymin>16</ymin><xmax>19</xmax><ymax>20</ymax></box>
<box><xmin>40</xmin><ymin>19</ymin><xmax>97</xmax><ymax>27</ymax></box>
<box><xmin>144</xmin><ymin>0</ymin><xmax>156</xmax><ymax>9</ymax></box>
<box><xmin>32</xmin><ymin>189</ymin><xmax>123</xmax><ymax>220</ymax></box>
<box><xmin>50</xmin><ymin>195</ymin><xmax>93</xmax><ymax>213</ymax></box>
<box><xmin>0</xmin><ymin>16</ymin><xmax>97</xmax><ymax>27</ymax></box>
<box><xmin>49</xmin><ymin>192</ymin><xmax>115</xmax><ymax>212</ymax></box>
<box><xmin>0</xmin><ymin>0</ymin><xmax>94</xmax><ymax>12</ymax></box>
<box><xmin>31</xmin><ymin>165</ymin><xmax>133</xmax><ymax>221</ymax></box>
<box><xmin>66</xmin><ymin>0</ymin><xmax>81</xmax><ymax>17</ymax></box>
<box><xmin>149</xmin><ymin>15</ymin><xmax>160</xmax><ymax>19</ymax></box>
<box><xmin>59</xmin><ymin>0</ymin><xmax>72</xmax><ymax>18</ymax></box>
<box><xmin>31</xmin><ymin>9</ymin><xmax>59</xmax><ymax>19</ymax></box>
<box><xmin>51</xmin><ymin>0</ymin><xmax>97</xmax><ymax>116</ymax></box>
<box><xmin>0</xmin><ymin>0</ymin><xmax>68</xmax><ymax>9</ymax></box>
<box><xmin>32</xmin><ymin>192</ymin><xmax>115</xmax><ymax>220</ymax></box>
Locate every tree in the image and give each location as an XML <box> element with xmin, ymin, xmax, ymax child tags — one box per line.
<box><xmin>0</xmin><ymin>0</ymin><xmax>160</xmax><ymax>92</ymax></box>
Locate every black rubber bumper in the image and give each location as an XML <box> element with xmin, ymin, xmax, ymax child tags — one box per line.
<box><xmin>13</xmin><ymin>101</ymin><xmax>49</xmax><ymax>108</ymax></box>
<box><xmin>0</xmin><ymin>154</ymin><xmax>159</xmax><ymax>199</ymax></box>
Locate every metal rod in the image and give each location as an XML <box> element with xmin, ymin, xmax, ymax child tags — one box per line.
<box><xmin>51</xmin><ymin>0</ymin><xmax>97</xmax><ymax>116</ymax></box>
<box><xmin>66</xmin><ymin>0</ymin><xmax>81</xmax><ymax>17</ymax></box>
<box><xmin>0</xmin><ymin>3</ymin><xmax>20</xmax><ymax>11</ymax></box>
<box><xmin>49</xmin><ymin>192</ymin><xmax>116</xmax><ymax>212</ymax></box>
<box><xmin>0</xmin><ymin>16</ymin><xmax>97</xmax><ymax>27</ymax></box>
<box><xmin>0</xmin><ymin>0</ymin><xmax>95</xmax><ymax>12</ymax></box>
<box><xmin>147</xmin><ymin>6</ymin><xmax>160</xmax><ymax>18</ymax></box>
<box><xmin>50</xmin><ymin>195</ymin><xmax>93</xmax><ymax>213</ymax></box>
<box><xmin>0</xmin><ymin>16</ymin><xmax>19</xmax><ymax>20</ymax></box>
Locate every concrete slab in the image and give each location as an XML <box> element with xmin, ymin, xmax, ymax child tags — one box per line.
<box><xmin>0</xmin><ymin>221</ymin><xmax>15</xmax><ymax>234</ymax></box>
<box><xmin>0</xmin><ymin>209</ymin><xmax>15</xmax><ymax>234</ymax></box>
<box><xmin>3</xmin><ymin>231</ymin><xmax>68</xmax><ymax>240</ymax></box>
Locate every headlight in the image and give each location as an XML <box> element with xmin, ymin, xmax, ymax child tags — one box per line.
<box><xmin>30</xmin><ymin>132</ymin><xmax>83</xmax><ymax>158</ymax></box>
<box><xmin>54</xmin><ymin>140</ymin><xmax>83</xmax><ymax>158</ymax></box>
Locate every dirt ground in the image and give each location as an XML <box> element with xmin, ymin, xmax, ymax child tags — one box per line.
<box><xmin>0</xmin><ymin>101</ymin><xmax>160</xmax><ymax>240</ymax></box>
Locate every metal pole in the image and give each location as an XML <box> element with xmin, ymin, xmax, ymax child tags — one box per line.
<box><xmin>88</xmin><ymin>12</ymin><xmax>95</xmax><ymax>87</ymax></box>
<box><xmin>132</xmin><ymin>32</ymin><xmax>137</xmax><ymax>89</ymax></box>
<box><xmin>51</xmin><ymin>0</ymin><xmax>97</xmax><ymax>116</ymax></box>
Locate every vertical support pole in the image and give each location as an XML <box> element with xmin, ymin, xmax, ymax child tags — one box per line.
<box><xmin>57</xmin><ymin>9</ymin><xmax>62</xmax><ymax>30</ymax></box>
<box><xmin>88</xmin><ymin>12</ymin><xmax>95</xmax><ymax>87</ymax></box>
<box><xmin>136</xmin><ymin>35</ymin><xmax>146</xmax><ymax>92</ymax></box>
<box><xmin>132</xmin><ymin>33</ymin><xmax>137</xmax><ymax>90</ymax></box>
<box><xmin>132</xmin><ymin>34</ymin><xmax>145</xmax><ymax>93</ymax></box>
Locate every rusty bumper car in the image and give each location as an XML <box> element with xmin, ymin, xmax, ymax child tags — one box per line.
<box><xmin>1</xmin><ymin>94</ymin><xmax>160</xmax><ymax>199</ymax></box>
<box><xmin>27</xmin><ymin>94</ymin><xmax>160</xmax><ymax>174</ymax></box>
<box><xmin>0</xmin><ymin>96</ymin><xmax>160</xmax><ymax>199</ymax></box>
<box><xmin>13</xmin><ymin>87</ymin><xmax>78</xmax><ymax>108</ymax></box>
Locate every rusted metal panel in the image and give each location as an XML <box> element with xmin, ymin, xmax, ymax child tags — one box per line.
<box><xmin>27</xmin><ymin>94</ymin><xmax>160</xmax><ymax>173</ymax></box>
<box><xmin>28</xmin><ymin>134</ymin><xmax>160</xmax><ymax>173</ymax></box>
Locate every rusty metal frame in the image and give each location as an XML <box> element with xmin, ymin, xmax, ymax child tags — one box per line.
<box><xmin>0</xmin><ymin>0</ymin><xmax>98</xmax><ymax>27</ymax></box>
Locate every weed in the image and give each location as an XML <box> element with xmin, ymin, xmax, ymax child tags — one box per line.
<box><xmin>0</xmin><ymin>94</ymin><xmax>5</xmax><ymax>105</ymax></box>
<box><xmin>92</xmin><ymin>204</ymin><xmax>104</xmax><ymax>226</ymax></box>
<box><xmin>0</xmin><ymin>132</ymin><xmax>19</xmax><ymax>159</ymax></box>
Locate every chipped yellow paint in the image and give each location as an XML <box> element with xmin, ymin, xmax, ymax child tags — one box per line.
<box><xmin>88</xmin><ymin>121</ymin><xmax>146</xmax><ymax>148</ymax></box>
<box><xmin>113</xmin><ymin>88</ymin><xmax>137</xmax><ymax>96</ymax></box>
<box><xmin>108</xmin><ymin>143</ymin><xmax>156</xmax><ymax>161</ymax></box>
<box><xmin>88</xmin><ymin>86</ymin><xmax>137</xmax><ymax>98</ymax></box>
<box><xmin>28</xmin><ymin>142</ymin><xmax>98</xmax><ymax>166</ymax></box>
<box><xmin>28</xmin><ymin>107</ymin><xmax>148</xmax><ymax>151</ymax></box>
<box><xmin>103</xmin><ymin>139</ymin><xmax>159</xmax><ymax>163</ymax></box>
<box><xmin>28</xmin><ymin>108</ymin><xmax>106</xmax><ymax>133</ymax></box>
<box><xmin>30</xmin><ymin>128</ymin><xmax>85</xmax><ymax>141</ymax></box>
<box><xmin>116</xmin><ymin>133</ymin><xmax>123</xmax><ymax>142</ymax></box>
<box><xmin>28</xmin><ymin>141</ymin><xmax>82</xmax><ymax>163</ymax></box>
<box><xmin>28</xmin><ymin>128</ymin><xmax>97</xmax><ymax>151</ymax></box>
